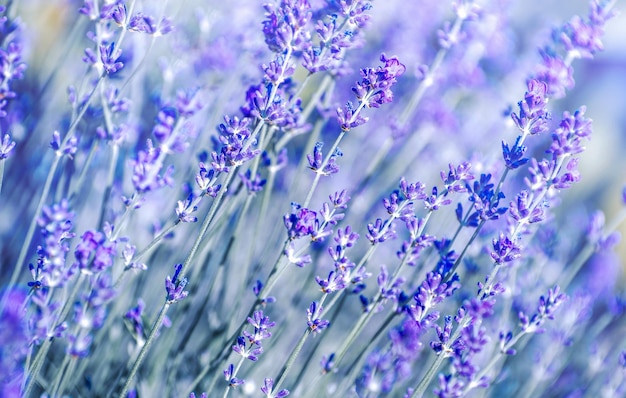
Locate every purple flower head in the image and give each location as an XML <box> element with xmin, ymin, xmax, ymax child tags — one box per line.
<box><xmin>337</xmin><ymin>101</ymin><xmax>369</xmax><ymax>131</ymax></box>
<box><xmin>233</xmin><ymin>335</ymin><xmax>263</xmax><ymax>361</ymax></box>
<box><xmin>306</xmin><ymin>301</ymin><xmax>330</xmax><ymax>334</ymax></box>
<box><xmin>152</xmin><ymin>107</ymin><xmax>178</xmax><ymax>144</ymax></box>
<box><xmin>224</xmin><ymin>363</ymin><xmax>245</xmax><ymax>387</ymax></box>
<box><xmin>355</xmin><ymin>350</ymin><xmax>396</xmax><ymax>395</ymax></box>
<box><xmin>384</xmin><ymin>190</ymin><xmax>415</xmax><ymax>223</ymax></box>
<box><xmin>511</xmin><ymin>79</ymin><xmax>551</xmax><ymax>136</ymax></box>
<box><xmin>434</xmin><ymin>239</ymin><xmax>460</xmax><ymax>276</ymax></box>
<box><xmin>175</xmin><ymin>90</ymin><xmax>202</xmax><ymax>118</ymax></box>
<box><xmin>320</xmin><ymin>353</ymin><xmax>336</xmax><ymax>374</ymax></box>
<box><xmin>244</xmin><ymin>311</ymin><xmax>276</xmax><ymax>345</ymax></box>
<box><xmin>263</xmin><ymin>55</ymin><xmax>296</xmax><ymax>84</ymax></box>
<box><xmin>34</xmin><ymin>199</ymin><xmax>76</xmax><ymax>286</ymax></box>
<box><xmin>430</xmin><ymin>316</ymin><xmax>459</xmax><ymax>357</ymax></box>
<box><xmin>99</xmin><ymin>42</ymin><xmax>123</xmax><ymax>74</ymax></box>
<box><xmin>519</xmin><ymin>285</ymin><xmax>568</xmax><ymax>333</ymax></box>
<box><xmin>547</xmin><ymin>107</ymin><xmax>592</xmax><ymax>158</ymax></box>
<box><xmin>263</xmin><ymin>0</ymin><xmax>312</xmax><ymax>53</ymax></box>
<box><xmin>464</xmin><ymin>297</ymin><xmax>496</xmax><ymax>321</ymax></box>
<box><xmin>560</xmin><ymin>13</ymin><xmax>607</xmax><ymax>60</ymax></box>
<box><xmin>176</xmin><ymin>193</ymin><xmax>198</xmax><ymax>223</ymax></box>
<box><xmin>367</xmin><ymin>218</ymin><xmax>396</xmax><ymax>244</ymax></box>
<box><xmin>124</xmin><ymin>299</ymin><xmax>147</xmax><ymax>345</ymax></box>
<box><xmin>352</xmin><ymin>54</ymin><xmax>406</xmax><ymax>109</ymax></box>
<box><xmin>213</xmin><ymin>114</ymin><xmax>260</xmax><ymax>169</ymax></box>
<box><xmin>441</xmin><ymin>162</ymin><xmax>474</xmax><ymax>193</ymax></box>
<box><xmin>337</xmin><ymin>55</ymin><xmax>405</xmax><ymax>131</ymax></box>
<box><xmin>189</xmin><ymin>393</ymin><xmax>207</xmax><ymax>398</ymax></box>
<box><xmin>508</xmin><ymin>190</ymin><xmax>544</xmax><ymax>225</ymax></box>
<box><xmin>339</xmin><ymin>0</ymin><xmax>373</xmax><ymax>28</ymax></box>
<box><xmin>284</xmin><ymin>243</ymin><xmax>312</xmax><ymax>267</ymax></box>
<box><xmin>67</xmin><ymin>333</ymin><xmax>93</xmax><ymax>357</ymax></box>
<box><xmin>502</xmin><ymin>136</ymin><xmax>529</xmax><ymax>170</ymax></box>
<box><xmin>253</xmin><ymin>280</ymin><xmax>276</xmax><ymax>305</ymax></box>
<box><xmin>334</xmin><ymin>225</ymin><xmax>359</xmax><ymax>248</ymax></box>
<box><xmin>243</xmin><ymin>83</ymin><xmax>304</xmax><ymax>128</ymax></box>
<box><xmin>460</xmin><ymin>323</ymin><xmax>489</xmax><ymax>356</ymax></box>
<box><xmin>165</xmin><ymin>264</ymin><xmax>189</xmax><ymax>303</ymax></box>
<box><xmin>128</xmin><ymin>13</ymin><xmax>157</xmax><ymax>35</ymax></box>
<box><xmin>50</xmin><ymin>131</ymin><xmax>78</xmax><ymax>159</ymax></box>
<box><xmin>74</xmin><ymin>230</ymin><xmax>116</xmax><ymax>275</ymax></box>
<box><xmin>109</xmin><ymin>4</ymin><xmax>127</xmax><ymax>26</ymax></box>
<box><xmin>0</xmin><ymin>134</ymin><xmax>15</xmax><ymax>159</ymax></box>
<box><xmin>390</xmin><ymin>318</ymin><xmax>425</xmax><ymax>369</ymax></box>
<box><xmin>239</xmin><ymin>169</ymin><xmax>267</xmax><ymax>193</ymax></box>
<box><xmin>534</xmin><ymin>51</ymin><xmax>574</xmax><ymax>99</ymax></box>
<box><xmin>318</xmin><ymin>199</ymin><xmax>345</xmax><ymax>228</ymax></box>
<box><xmin>284</xmin><ymin>202</ymin><xmax>318</xmax><ymax>240</ymax></box>
<box><xmin>261</xmin><ymin>378</ymin><xmax>290</xmax><ymax>398</ymax></box>
<box><xmin>195</xmin><ymin>162</ymin><xmax>221</xmax><ymax>196</ymax></box>
<box><xmin>302</xmin><ymin>0</ymin><xmax>370</xmax><ymax>74</ymax></box>
<box><xmin>434</xmin><ymin>374</ymin><xmax>465</xmax><ymax>398</ymax></box>
<box><xmin>524</xmin><ymin>157</ymin><xmax>556</xmax><ymax>194</ymax></box>
<box><xmin>490</xmin><ymin>233</ymin><xmax>521</xmax><ymax>265</ymax></box>
<box><xmin>307</xmin><ymin>142</ymin><xmax>341</xmax><ymax>176</ymax></box>
<box><xmin>130</xmin><ymin>139</ymin><xmax>175</xmax><ymax>193</ymax></box>
<box><xmin>105</xmin><ymin>87</ymin><xmax>130</xmax><ymax>114</ymax></box>
<box><xmin>28</xmin><ymin>290</ymin><xmax>68</xmax><ymax>345</ymax></box>
<box><xmin>316</xmin><ymin>270</ymin><xmax>347</xmax><ymax>293</ymax></box>
<box><xmin>498</xmin><ymin>331</ymin><xmax>517</xmax><ymax>356</ymax></box>
<box><xmin>414</xmin><ymin>272</ymin><xmax>459</xmax><ymax>312</ymax></box>
<box><xmin>397</xmin><ymin>230</ymin><xmax>435</xmax><ymax>267</ymax></box>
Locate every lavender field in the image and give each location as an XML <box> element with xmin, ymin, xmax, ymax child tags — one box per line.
<box><xmin>1</xmin><ymin>0</ymin><xmax>626</xmax><ymax>397</ymax></box>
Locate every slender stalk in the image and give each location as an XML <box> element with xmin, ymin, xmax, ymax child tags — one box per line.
<box><xmin>274</xmin><ymin>329</ymin><xmax>312</xmax><ymax>392</ymax></box>
<box><xmin>274</xmin><ymin>294</ymin><xmax>328</xmax><ymax>392</ymax></box>
<box><xmin>119</xmin><ymin>301</ymin><xmax>171</xmax><ymax>397</ymax></box>
<box><xmin>222</xmin><ymin>357</ymin><xmax>246</xmax><ymax>398</ymax></box>
<box><xmin>411</xmin><ymin>353</ymin><xmax>448</xmax><ymax>398</ymax></box>
<box><xmin>0</xmin><ymin>159</ymin><xmax>5</xmax><ymax>195</ymax></box>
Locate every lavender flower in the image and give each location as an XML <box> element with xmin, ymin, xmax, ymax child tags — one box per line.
<box><xmin>165</xmin><ymin>264</ymin><xmax>189</xmax><ymax>303</ymax></box>
<box><xmin>337</xmin><ymin>54</ymin><xmax>406</xmax><ymax>131</ymax></box>
<box><xmin>261</xmin><ymin>378</ymin><xmax>290</xmax><ymax>398</ymax></box>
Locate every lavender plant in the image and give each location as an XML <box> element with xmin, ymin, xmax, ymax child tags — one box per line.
<box><xmin>0</xmin><ymin>0</ymin><xmax>625</xmax><ymax>397</ymax></box>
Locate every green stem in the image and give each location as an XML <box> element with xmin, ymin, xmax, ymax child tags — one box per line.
<box><xmin>119</xmin><ymin>301</ymin><xmax>171</xmax><ymax>397</ymax></box>
<box><xmin>222</xmin><ymin>356</ymin><xmax>246</xmax><ymax>398</ymax></box>
<box><xmin>0</xmin><ymin>159</ymin><xmax>5</xmax><ymax>196</ymax></box>
<box><xmin>275</xmin><ymin>329</ymin><xmax>312</xmax><ymax>392</ymax></box>
<box><xmin>411</xmin><ymin>353</ymin><xmax>448</xmax><ymax>398</ymax></box>
<box><xmin>274</xmin><ymin>294</ymin><xmax>328</xmax><ymax>392</ymax></box>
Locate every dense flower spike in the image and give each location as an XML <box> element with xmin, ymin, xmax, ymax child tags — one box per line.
<box><xmin>165</xmin><ymin>264</ymin><xmax>189</xmax><ymax>303</ymax></box>
<box><xmin>337</xmin><ymin>54</ymin><xmax>406</xmax><ymax>131</ymax></box>
<box><xmin>263</xmin><ymin>0</ymin><xmax>312</xmax><ymax>53</ymax></box>
<box><xmin>510</xmin><ymin>79</ymin><xmax>551</xmax><ymax>136</ymax></box>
